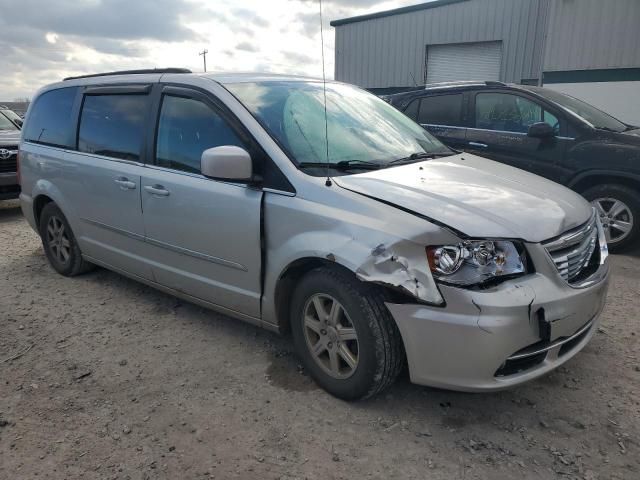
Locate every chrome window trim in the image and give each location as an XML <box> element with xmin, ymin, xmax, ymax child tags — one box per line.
<box><xmin>263</xmin><ymin>187</ymin><xmax>296</xmax><ymax>197</ymax></box>
<box><xmin>419</xmin><ymin>124</ymin><xmax>575</xmax><ymax>141</ymax></box>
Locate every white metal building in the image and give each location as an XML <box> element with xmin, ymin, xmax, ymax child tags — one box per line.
<box><xmin>331</xmin><ymin>0</ymin><xmax>640</xmax><ymax>124</ymax></box>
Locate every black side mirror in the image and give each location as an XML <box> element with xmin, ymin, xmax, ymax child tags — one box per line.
<box><xmin>528</xmin><ymin>122</ymin><xmax>555</xmax><ymax>139</ymax></box>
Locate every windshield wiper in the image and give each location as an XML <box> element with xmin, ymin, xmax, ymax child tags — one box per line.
<box><xmin>387</xmin><ymin>151</ymin><xmax>454</xmax><ymax>167</ymax></box>
<box><xmin>297</xmin><ymin>160</ymin><xmax>382</xmax><ymax>171</ymax></box>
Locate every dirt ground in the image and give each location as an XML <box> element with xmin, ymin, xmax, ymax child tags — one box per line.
<box><xmin>1</xmin><ymin>198</ymin><xmax>639</xmax><ymax>480</ymax></box>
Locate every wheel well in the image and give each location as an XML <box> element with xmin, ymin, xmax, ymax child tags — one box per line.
<box><xmin>571</xmin><ymin>175</ymin><xmax>640</xmax><ymax>194</ymax></box>
<box><xmin>33</xmin><ymin>195</ymin><xmax>54</xmax><ymax>227</ymax></box>
<box><xmin>274</xmin><ymin>258</ymin><xmax>353</xmax><ymax>334</ymax></box>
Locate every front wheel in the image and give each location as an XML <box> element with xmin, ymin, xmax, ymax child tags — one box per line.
<box><xmin>582</xmin><ymin>184</ymin><xmax>639</xmax><ymax>253</ymax></box>
<box><xmin>290</xmin><ymin>266</ymin><xmax>404</xmax><ymax>400</ymax></box>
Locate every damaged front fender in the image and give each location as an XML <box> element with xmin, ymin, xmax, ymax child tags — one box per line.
<box><xmin>356</xmin><ymin>242</ymin><xmax>444</xmax><ymax>305</ymax></box>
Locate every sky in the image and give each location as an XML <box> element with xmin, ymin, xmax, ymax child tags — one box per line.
<box><xmin>0</xmin><ymin>0</ymin><xmax>423</xmax><ymax>100</ymax></box>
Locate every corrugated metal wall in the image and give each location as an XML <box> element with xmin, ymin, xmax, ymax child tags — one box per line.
<box><xmin>333</xmin><ymin>0</ymin><xmax>550</xmax><ymax>88</ymax></box>
<box><xmin>543</xmin><ymin>0</ymin><xmax>640</xmax><ymax>72</ymax></box>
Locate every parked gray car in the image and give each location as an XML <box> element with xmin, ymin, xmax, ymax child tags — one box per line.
<box><xmin>19</xmin><ymin>70</ymin><xmax>610</xmax><ymax>399</ymax></box>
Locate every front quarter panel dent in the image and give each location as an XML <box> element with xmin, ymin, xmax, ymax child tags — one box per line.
<box><xmin>355</xmin><ymin>242</ymin><xmax>444</xmax><ymax>305</ymax></box>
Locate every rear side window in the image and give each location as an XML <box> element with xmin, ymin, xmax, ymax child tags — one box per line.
<box><xmin>417</xmin><ymin>94</ymin><xmax>463</xmax><ymax>126</ymax></box>
<box><xmin>78</xmin><ymin>94</ymin><xmax>148</xmax><ymax>161</ymax></box>
<box><xmin>156</xmin><ymin>95</ymin><xmax>245</xmax><ymax>174</ymax></box>
<box><xmin>23</xmin><ymin>87</ymin><xmax>78</xmax><ymax>148</ymax></box>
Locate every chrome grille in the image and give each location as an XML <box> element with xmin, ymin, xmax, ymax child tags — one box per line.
<box><xmin>0</xmin><ymin>145</ymin><xmax>18</xmax><ymax>173</ymax></box>
<box><xmin>543</xmin><ymin>212</ymin><xmax>599</xmax><ymax>283</ymax></box>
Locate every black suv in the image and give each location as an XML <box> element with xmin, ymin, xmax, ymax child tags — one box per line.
<box><xmin>387</xmin><ymin>82</ymin><xmax>640</xmax><ymax>252</ymax></box>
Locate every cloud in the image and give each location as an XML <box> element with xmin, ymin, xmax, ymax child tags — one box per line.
<box><xmin>236</xmin><ymin>41</ymin><xmax>260</xmax><ymax>53</ymax></box>
<box><xmin>0</xmin><ymin>0</ymin><xmax>203</xmax><ymax>42</ymax></box>
<box><xmin>283</xmin><ymin>51</ymin><xmax>316</xmax><ymax>65</ymax></box>
<box><xmin>0</xmin><ymin>0</ymin><xmax>420</xmax><ymax>99</ymax></box>
<box><xmin>231</xmin><ymin>8</ymin><xmax>270</xmax><ymax>28</ymax></box>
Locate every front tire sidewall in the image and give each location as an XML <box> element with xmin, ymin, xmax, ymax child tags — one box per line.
<box><xmin>291</xmin><ymin>269</ymin><xmax>385</xmax><ymax>400</ymax></box>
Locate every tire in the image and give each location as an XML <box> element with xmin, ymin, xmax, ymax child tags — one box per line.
<box><xmin>39</xmin><ymin>203</ymin><xmax>94</xmax><ymax>276</ymax></box>
<box><xmin>581</xmin><ymin>184</ymin><xmax>640</xmax><ymax>253</ymax></box>
<box><xmin>290</xmin><ymin>266</ymin><xmax>405</xmax><ymax>400</ymax></box>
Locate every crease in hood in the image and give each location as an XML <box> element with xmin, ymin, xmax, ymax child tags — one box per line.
<box><xmin>334</xmin><ymin>154</ymin><xmax>592</xmax><ymax>243</ymax></box>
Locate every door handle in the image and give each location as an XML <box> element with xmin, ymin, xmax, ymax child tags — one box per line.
<box><xmin>114</xmin><ymin>177</ymin><xmax>137</xmax><ymax>190</ymax></box>
<box><xmin>144</xmin><ymin>185</ymin><xmax>170</xmax><ymax>197</ymax></box>
<box><xmin>468</xmin><ymin>142</ymin><xmax>489</xmax><ymax>148</ymax></box>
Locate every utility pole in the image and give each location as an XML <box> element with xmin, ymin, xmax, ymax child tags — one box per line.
<box><xmin>199</xmin><ymin>49</ymin><xmax>208</xmax><ymax>72</ymax></box>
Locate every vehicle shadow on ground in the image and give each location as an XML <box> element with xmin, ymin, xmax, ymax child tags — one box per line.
<box><xmin>0</xmin><ymin>202</ymin><xmax>22</xmax><ymax>223</ymax></box>
<box><xmin>80</xmin><ymin>259</ymin><xmax>556</xmax><ymax>428</ymax></box>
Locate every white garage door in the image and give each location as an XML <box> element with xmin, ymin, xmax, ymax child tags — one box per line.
<box><xmin>425</xmin><ymin>41</ymin><xmax>503</xmax><ymax>84</ymax></box>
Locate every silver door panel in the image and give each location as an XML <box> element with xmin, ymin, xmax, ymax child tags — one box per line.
<box><xmin>141</xmin><ymin>167</ymin><xmax>262</xmax><ymax>317</ymax></box>
<box><xmin>63</xmin><ymin>150</ymin><xmax>152</xmax><ymax>279</ymax></box>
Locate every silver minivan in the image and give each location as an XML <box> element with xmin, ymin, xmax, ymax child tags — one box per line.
<box><xmin>19</xmin><ymin>69</ymin><xmax>610</xmax><ymax>399</ymax></box>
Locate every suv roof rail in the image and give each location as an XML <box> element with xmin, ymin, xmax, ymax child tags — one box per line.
<box><xmin>63</xmin><ymin>68</ymin><xmax>192</xmax><ymax>81</ymax></box>
<box><xmin>485</xmin><ymin>81</ymin><xmax>507</xmax><ymax>86</ymax></box>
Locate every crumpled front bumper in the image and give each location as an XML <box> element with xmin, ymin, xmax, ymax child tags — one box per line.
<box><xmin>386</xmin><ymin>244</ymin><xmax>610</xmax><ymax>392</ymax></box>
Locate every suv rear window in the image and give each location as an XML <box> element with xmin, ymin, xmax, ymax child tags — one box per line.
<box><xmin>417</xmin><ymin>94</ymin><xmax>463</xmax><ymax>126</ymax></box>
<box><xmin>78</xmin><ymin>94</ymin><xmax>148</xmax><ymax>161</ymax></box>
<box><xmin>23</xmin><ymin>87</ymin><xmax>78</xmax><ymax>148</ymax></box>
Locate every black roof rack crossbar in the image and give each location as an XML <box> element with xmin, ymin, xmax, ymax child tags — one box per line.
<box><xmin>63</xmin><ymin>68</ymin><xmax>192</xmax><ymax>81</ymax></box>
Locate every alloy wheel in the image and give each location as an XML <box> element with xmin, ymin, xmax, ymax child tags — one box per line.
<box><xmin>302</xmin><ymin>294</ymin><xmax>359</xmax><ymax>379</ymax></box>
<box><xmin>46</xmin><ymin>216</ymin><xmax>71</xmax><ymax>264</ymax></box>
<box><xmin>592</xmin><ymin>197</ymin><xmax>634</xmax><ymax>245</ymax></box>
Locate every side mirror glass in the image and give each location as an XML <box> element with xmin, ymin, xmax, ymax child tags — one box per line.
<box><xmin>201</xmin><ymin>146</ymin><xmax>253</xmax><ymax>182</ymax></box>
<box><xmin>528</xmin><ymin>122</ymin><xmax>555</xmax><ymax>138</ymax></box>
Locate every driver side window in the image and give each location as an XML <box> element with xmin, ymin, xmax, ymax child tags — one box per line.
<box><xmin>156</xmin><ymin>95</ymin><xmax>245</xmax><ymax>174</ymax></box>
<box><xmin>475</xmin><ymin>92</ymin><xmax>559</xmax><ymax>135</ymax></box>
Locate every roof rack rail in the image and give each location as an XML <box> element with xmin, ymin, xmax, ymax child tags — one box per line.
<box><xmin>63</xmin><ymin>68</ymin><xmax>192</xmax><ymax>81</ymax></box>
<box><xmin>485</xmin><ymin>81</ymin><xmax>507</xmax><ymax>86</ymax></box>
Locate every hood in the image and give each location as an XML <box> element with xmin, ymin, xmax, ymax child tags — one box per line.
<box><xmin>0</xmin><ymin>129</ymin><xmax>20</xmax><ymax>144</ymax></box>
<box><xmin>334</xmin><ymin>154</ymin><xmax>592</xmax><ymax>243</ymax></box>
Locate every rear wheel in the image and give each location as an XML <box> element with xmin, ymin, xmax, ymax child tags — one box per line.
<box><xmin>582</xmin><ymin>184</ymin><xmax>639</xmax><ymax>253</ymax></box>
<box><xmin>39</xmin><ymin>203</ymin><xmax>94</xmax><ymax>276</ymax></box>
<box><xmin>290</xmin><ymin>266</ymin><xmax>404</xmax><ymax>400</ymax></box>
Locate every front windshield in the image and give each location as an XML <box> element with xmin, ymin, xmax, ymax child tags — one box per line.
<box><xmin>1</xmin><ymin>109</ymin><xmax>22</xmax><ymax>125</ymax></box>
<box><xmin>227</xmin><ymin>81</ymin><xmax>451</xmax><ymax>173</ymax></box>
<box><xmin>526</xmin><ymin>86</ymin><xmax>627</xmax><ymax>132</ymax></box>
<box><xmin>0</xmin><ymin>112</ymin><xmax>18</xmax><ymax>131</ymax></box>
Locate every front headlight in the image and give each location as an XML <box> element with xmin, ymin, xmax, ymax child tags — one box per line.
<box><xmin>426</xmin><ymin>240</ymin><xmax>527</xmax><ymax>286</ymax></box>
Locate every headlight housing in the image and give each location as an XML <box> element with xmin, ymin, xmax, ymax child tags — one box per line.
<box><xmin>426</xmin><ymin>240</ymin><xmax>527</xmax><ymax>286</ymax></box>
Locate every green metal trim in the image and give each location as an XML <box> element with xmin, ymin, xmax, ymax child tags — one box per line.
<box><xmin>543</xmin><ymin>68</ymin><xmax>640</xmax><ymax>84</ymax></box>
<box><xmin>330</xmin><ymin>0</ymin><xmax>469</xmax><ymax>27</ymax></box>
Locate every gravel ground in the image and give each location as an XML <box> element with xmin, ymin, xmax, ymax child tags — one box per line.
<box><xmin>1</xmin><ymin>198</ymin><xmax>639</xmax><ymax>480</ymax></box>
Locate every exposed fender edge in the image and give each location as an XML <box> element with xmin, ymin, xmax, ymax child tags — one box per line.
<box><xmin>355</xmin><ymin>242</ymin><xmax>444</xmax><ymax>305</ymax></box>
